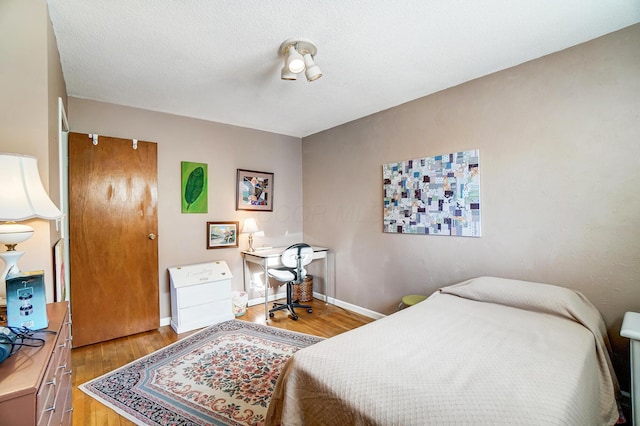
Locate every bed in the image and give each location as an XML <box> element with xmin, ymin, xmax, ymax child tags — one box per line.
<box><xmin>265</xmin><ymin>276</ymin><xmax>620</xmax><ymax>425</ymax></box>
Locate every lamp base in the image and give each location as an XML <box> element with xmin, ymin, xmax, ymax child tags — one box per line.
<box><xmin>0</xmin><ymin>250</ymin><xmax>24</xmax><ymax>305</ymax></box>
<box><xmin>247</xmin><ymin>234</ymin><xmax>255</xmax><ymax>252</ymax></box>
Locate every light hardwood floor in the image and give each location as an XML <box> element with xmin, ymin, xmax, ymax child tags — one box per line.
<box><xmin>71</xmin><ymin>299</ymin><xmax>374</xmax><ymax>426</ymax></box>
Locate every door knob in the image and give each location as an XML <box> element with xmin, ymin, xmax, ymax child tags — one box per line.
<box><xmin>148</xmin><ymin>233</ymin><xmax>157</xmax><ymax>240</ymax></box>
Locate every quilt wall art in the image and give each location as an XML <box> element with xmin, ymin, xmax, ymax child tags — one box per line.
<box><xmin>383</xmin><ymin>149</ymin><xmax>480</xmax><ymax>237</ymax></box>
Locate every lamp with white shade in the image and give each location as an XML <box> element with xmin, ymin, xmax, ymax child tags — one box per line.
<box><xmin>0</xmin><ymin>153</ymin><xmax>63</xmax><ymax>305</ymax></box>
<box><xmin>241</xmin><ymin>218</ymin><xmax>260</xmax><ymax>252</ymax></box>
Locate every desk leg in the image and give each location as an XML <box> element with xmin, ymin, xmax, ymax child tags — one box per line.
<box><xmin>264</xmin><ymin>258</ymin><xmax>269</xmax><ymax>321</ymax></box>
<box><xmin>324</xmin><ymin>254</ymin><xmax>329</xmax><ymax>304</ymax></box>
<box><xmin>632</xmin><ymin>340</ymin><xmax>640</xmax><ymax>426</ymax></box>
<box><xmin>242</xmin><ymin>256</ymin><xmax>248</xmax><ymax>293</ymax></box>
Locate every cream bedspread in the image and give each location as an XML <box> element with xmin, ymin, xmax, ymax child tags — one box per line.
<box><xmin>266</xmin><ymin>276</ymin><xmax>619</xmax><ymax>426</ymax></box>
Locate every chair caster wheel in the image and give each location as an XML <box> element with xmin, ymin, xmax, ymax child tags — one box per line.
<box><xmin>292</xmin><ymin>315</ymin><xmax>299</xmax><ymax>321</ymax></box>
<box><xmin>307</xmin><ymin>308</ymin><xmax>313</xmax><ymax>313</ymax></box>
<box><xmin>269</xmin><ymin>312</ymin><xmax>274</xmax><ymax>318</ymax></box>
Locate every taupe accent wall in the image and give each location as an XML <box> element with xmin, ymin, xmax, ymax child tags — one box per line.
<box><xmin>302</xmin><ymin>24</ymin><xmax>640</xmax><ymax>361</ymax></box>
<box><xmin>67</xmin><ymin>98</ymin><xmax>304</xmax><ymax>321</ymax></box>
<box><xmin>5</xmin><ymin>0</ymin><xmax>638</xmax><ymax>388</ymax></box>
<box><xmin>0</xmin><ymin>0</ymin><xmax>65</xmax><ymax>301</ymax></box>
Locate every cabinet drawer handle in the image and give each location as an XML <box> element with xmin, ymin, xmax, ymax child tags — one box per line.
<box><xmin>58</xmin><ymin>342</ymin><xmax>67</xmax><ymax>349</ymax></box>
<box><xmin>65</xmin><ymin>407</ymin><xmax>74</xmax><ymax>414</ymax></box>
<box><xmin>57</xmin><ymin>363</ymin><xmax>67</xmax><ymax>370</ymax></box>
<box><xmin>45</xmin><ymin>377</ymin><xmax>56</xmax><ymax>386</ymax></box>
<box><xmin>43</xmin><ymin>404</ymin><xmax>56</xmax><ymax>413</ymax></box>
<box><xmin>63</xmin><ymin>369</ymin><xmax>72</xmax><ymax>376</ymax></box>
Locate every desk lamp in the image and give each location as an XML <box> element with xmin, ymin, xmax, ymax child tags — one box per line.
<box><xmin>241</xmin><ymin>218</ymin><xmax>260</xmax><ymax>252</ymax></box>
<box><xmin>0</xmin><ymin>153</ymin><xmax>63</xmax><ymax>305</ymax></box>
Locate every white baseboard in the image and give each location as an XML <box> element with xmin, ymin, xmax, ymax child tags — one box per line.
<box><xmin>162</xmin><ymin>293</ymin><xmax>385</xmax><ymax>327</ymax></box>
<box><xmin>320</xmin><ymin>293</ymin><xmax>385</xmax><ymax>320</ymax></box>
<box><xmin>248</xmin><ymin>291</ymin><xmax>385</xmax><ymax>320</ymax></box>
<box><xmin>248</xmin><ymin>291</ymin><xmax>286</xmax><ymax>307</ymax></box>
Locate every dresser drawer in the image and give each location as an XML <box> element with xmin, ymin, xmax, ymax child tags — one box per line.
<box><xmin>47</xmin><ymin>366</ymin><xmax>70</xmax><ymax>426</ymax></box>
<box><xmin>59</xmin><ymin>383</ymin><xmax>74</xmax><ymax>426</ymax></box>
<box><xmin>37</xmin><ymin>335</ymin><xmax>71</xmax><ymax>424</ymax></box>
<box><xmin>58</xmin><ymin>330</ymin><xmax>73</xmax><ymax>426</ymax></box>
<box><xmin>36</xmin><ymin>355</ymin><xmax>58</xmax><ymax>425</ymax></box>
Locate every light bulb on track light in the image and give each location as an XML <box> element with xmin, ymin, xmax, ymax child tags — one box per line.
<box><xmin>303</xmin><ymin>53</ymin><xmax>322</xmax><ymax>81</ymax></box>
<box><xmin>281</xmin><ymin>65</ymin><xmax>297</xmax><ymax>80</ymax></box>
<box><xmin>286</xmin><ymin>46</ymin><xmax>305</xmax><ymax>74</ymax></box>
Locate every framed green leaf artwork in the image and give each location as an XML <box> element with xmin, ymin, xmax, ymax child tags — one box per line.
<box><xmin>181</xmin><ymin>161</ymin><xmax>208</xmax><ymax>213</ymax></box>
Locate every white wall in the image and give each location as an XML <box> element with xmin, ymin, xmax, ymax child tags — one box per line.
<box><xmin>0</xmin><ymin>0</ymin><xmax>65</xmax><ymax>301</ymax></box>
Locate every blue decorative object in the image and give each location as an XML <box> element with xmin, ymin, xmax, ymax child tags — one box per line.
<box><xmin>6</xmin><ymin>270</ymin><xmax>48</xmax><ymax>330</ymax></box>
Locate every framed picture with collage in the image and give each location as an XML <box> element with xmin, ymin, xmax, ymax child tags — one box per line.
<box><xmin>236</xmin><ymin>169</ymin><xmax>273</xmax><ymax>212</ymax></box>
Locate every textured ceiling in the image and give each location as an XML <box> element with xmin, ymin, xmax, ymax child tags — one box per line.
<box><xmin>47</xmin><ymin>0</ymin><xmax>640</xmax><ymax>138</ymax></box>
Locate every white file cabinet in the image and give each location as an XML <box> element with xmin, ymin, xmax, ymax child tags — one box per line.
<box><xmin>168</xmin><ymin>261</ymin><xmax>234</xmax><ymax>333</ymax></box>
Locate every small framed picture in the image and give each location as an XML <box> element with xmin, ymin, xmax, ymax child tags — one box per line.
<box><xmin>207</xmin><ymin>221</ymin><xmax>239</xmax><ymax>249</ymax></box>
<box><xmin>236</xmin><ymin>169</ymin><xmax>273</xmax><ymax>211</ymax></box>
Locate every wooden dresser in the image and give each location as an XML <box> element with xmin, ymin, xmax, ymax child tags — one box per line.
<box><xmin>0</xmin><ymin>302</ymin><xmax>72</xmax><ymax>425</ymax></box>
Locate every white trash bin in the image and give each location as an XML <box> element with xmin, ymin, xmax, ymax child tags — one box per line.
<box><xmin>232</xmin><ymin>291</ymin><xmax>248</xmax><ymax>317</ymax></box>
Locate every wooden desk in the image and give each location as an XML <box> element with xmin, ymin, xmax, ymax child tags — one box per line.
<box><xmin>241</xmin><ymin>246</ymin><xmax>329</xmax><ymax>320</ymax></box>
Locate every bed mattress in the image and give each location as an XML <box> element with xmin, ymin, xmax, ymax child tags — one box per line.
<box><xmin>266</xmin><ymin>276</ymin><xmax>619</xmax><ymax>425</ymax></box>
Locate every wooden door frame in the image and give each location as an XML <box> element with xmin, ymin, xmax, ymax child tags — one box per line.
<box><xmin>57</xmin><ymin>97</ymin><xmax>70</xmax><ymax>301</ymax></box>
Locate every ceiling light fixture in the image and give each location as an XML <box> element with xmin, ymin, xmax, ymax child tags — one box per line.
<box><xmin>279</xmin><ymin>38</ymin><xmax>322</xmax><ymax>82</ymax></box>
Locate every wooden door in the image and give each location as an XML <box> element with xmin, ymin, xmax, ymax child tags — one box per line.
<box><xmin>68</xmin><ymin>133</ymin><xmax>159</xmax><ymax>347</ymax></box>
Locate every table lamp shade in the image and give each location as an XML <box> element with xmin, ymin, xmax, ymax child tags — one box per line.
<box><xmin>242</xmin><ymin>218</ymin><xmax>259</xmax><ymax>234</ymax></box>
<box><xmin>241</xmin><ymin>218</ymin><xmax>260</xmax><ymax>252</ymax></box>
<box><xmin>0</xmin><ymin>153</ymin><xmax>62</xmax><ymax>221</ymax></box>
<box><xmin>0</xmin><ymin>153</ymin><xmax>63</xmax><ymax>305</ymax></box>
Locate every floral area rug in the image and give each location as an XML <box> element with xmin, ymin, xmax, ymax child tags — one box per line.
<box><xmin>79</xmin><ymin>320</ymin><xmax>323</xmax><ymax>426</ymax></box>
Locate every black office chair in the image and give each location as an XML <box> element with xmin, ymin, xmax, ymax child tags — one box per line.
<box><xmin>268</xmin><ymin>243</ymin><xmax>314</xmax><ymax>320</ymax></box>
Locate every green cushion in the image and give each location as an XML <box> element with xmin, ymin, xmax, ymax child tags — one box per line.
<box><xmin>401</xmin><ymin>294</ymin><xmax>427</xmax><ymax>306</ymax></box>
